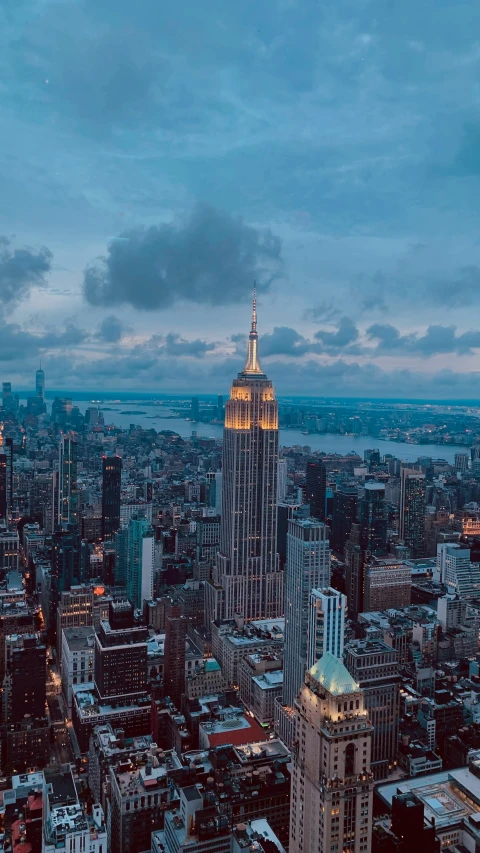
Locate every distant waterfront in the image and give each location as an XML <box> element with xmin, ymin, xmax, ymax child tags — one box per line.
<box><xmin>71</xmin><ymin>400</ymin><xmax>462</xmax><ymax>463</ymax></box>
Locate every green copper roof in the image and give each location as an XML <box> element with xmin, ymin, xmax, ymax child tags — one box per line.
<box><xmin>308</xmin><ymin>651</ymin><xmax>359</xmax><ymax>696</ymax></box>
<box><xmin>205</xmin><ymin>659</ymin><xmax>221</xmax><ymax>672</ymax></box>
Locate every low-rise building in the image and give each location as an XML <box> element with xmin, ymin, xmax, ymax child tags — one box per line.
<box><xmin>43</xmin><ymin>767</ymin><xmax>107</xmax><ymax>853</ymax></box>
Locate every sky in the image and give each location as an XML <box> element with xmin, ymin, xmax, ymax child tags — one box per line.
<box><xmin>1</xmin><ymin>0</ymin><xmax>480</xmax><ymax>397</ymax></box>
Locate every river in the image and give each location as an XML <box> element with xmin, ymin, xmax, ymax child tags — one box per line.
<box><xmin>72</xmin><ymin>400</ymin><xmax>463</xmax><ymax>463</ymax></box>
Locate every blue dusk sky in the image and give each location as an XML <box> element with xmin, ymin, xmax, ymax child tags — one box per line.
<box><xmin>1</xmin><ymin>0</ymin><xmax>480</xmax><ymax>397</ymax></box>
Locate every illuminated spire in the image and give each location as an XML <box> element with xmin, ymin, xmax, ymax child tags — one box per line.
<box><xmin>242</xmin><ymin>286</ymin><xmax>264</xmax><ymax>375</ymax></box>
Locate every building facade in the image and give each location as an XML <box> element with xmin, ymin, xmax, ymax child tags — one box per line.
<box><xmin>289</xmin><ymin>651</ymin><xmax>374</xmax><ymax>853</ymax></box>
<box><xmin>400</xmin><ymin>468</ymin><xmax>426</xmax><ymax>558</ymax></box>
<box><xmin>307</xmin><ymin>586</ymin><xmax>346</xmax><ymax>669</ymax></box>
<box><xmin>283</xmin><ymin>518</ymin><xmax>330</xmax><ymax>707</ymax></box>
<box><xmin>214</xmin><ymin>296</ymin><xmax>282</xmax><ymax>621</ymax></box>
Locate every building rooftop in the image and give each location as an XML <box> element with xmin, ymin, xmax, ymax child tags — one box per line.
<box><xmin>308</xmin><ymin>651</ymin><xmax>360</xmax><ymax>696</ymax></box>
<box><xmin>252</xmin><ymin>670</ymin><xmax>284</xmax><ymax>690</ymax></box>
<box><xmin>63</xmin><ymin>626</ymin><xmax>95</xmax><ymax>651</ymax></box>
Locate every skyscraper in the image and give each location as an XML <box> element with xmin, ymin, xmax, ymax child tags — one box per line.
<box><xmin>305</xmin><ymin>459</ymin><xmax>327</xmax><ymax>521</ymax></box>
<box><xmin>58</xmin><ymin>434</ymin><xmax>78</xmax><ymax>526</ymax></box>
<box><xmin>289</xmin><ymin>652</ymin><xmax>374</xmax><ymax>853</ymax></box>
<box><xmin>126</xmin><ymin>516</ymin><xmax>154</xmax><ymax>610</ymax></box>
<box><xmin>358</xmin><ymin>481</ymin><xmax>387</xmax><ymax>555</ymax></box>
<box><xmin>0</xmin><ymin>453</ymin><xmax>7</xmax><ymax>523</ymax></box>
<box><xmin>163</xmin><ymin>599</ymin><xmax>187</xmax><ymax>708</ymax></box>
<box><xmin>400</xmin><ymin>467</ymin><xmax>426</xmax><ymax>558</ymax></box>
<box><xmin>36</xmin><ymin>365</ymin><xmax>45</xmax><ymax>401</ymax></box>
<box><xmin>331</xmin><ymin>483</ymin><xmax>358</xmax><ymax>553</ymax></box>
<box><xmin>307</xmin><ymin>586</ymin><xmax>346</xmax><ymax>669</ymax></box>
<box><xmin>5</xmin><ymin>438</ymin><xmax>13</xmax><ymax>517</ymax></box>
<box><xmin>102</xmin><ymin>455</ymin><xmax>122</xmax><ymax>539</ymax></box>
<box><xmin>213</xmin><ymin>294</ymin><xmax>282</xmax><ymax>621</ymax></box>
<box><xmin>344</xmin><ymin>522</ymin><xmax>365</xmax><ymax>617</ymax></box>
<box><xmin>217</xmin><ymin>394</ymin><xmax>224</xmax><ymax>421</ymax></box>
<box><xmin>345</xmin><ymin>639</ymin><xmax>400</xmax><ymax>779</ymax></box>
<box><xmin>283</xmin><ymin>517</ymin><xmax>330</xmax><ymax>707</ymax></box>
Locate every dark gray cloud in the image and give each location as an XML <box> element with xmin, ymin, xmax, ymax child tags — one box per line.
<box><xmin>84</xmin><ymin>205</ymin><xmax>283</xmax><ymax>310</ymax></box>
<box><xmin>163</xmin><ymin>334</ymin><xmax>215</xmax><ymax>358</ymax></box>
<box><xmin>305</xmin><ymin>302</ymin><xmax>341</xmax><ymax>323</ymax></box>
<box><xmin>0</xmin><ymin>236</ymin><xmax>52</xmax><ymax>306</ymax></box>
<box><xmin>367</xmin><ymin>323</ymin><xmax>480</xmax><ymax>356</ymax></box>
<box><xmin>425</xmin><ymin>267</ymin><xmax>480</xmax><ymax>308</ymax></box>
<box><xmin>99</xmin><ymin>315</ymin><xmax>124</xmax><ymax>343</ymax></box>
<box><xmin>0</xmin><ymin>320</ymin><xmax>87</xmax><ymax>361</ymax></box>
<box><xmin>314</xmin><ymin>317</ymin><xmax>359</xmax><ymax>349</ymax></box>
<box><xmin>261</xmin><ymin>326</ymin><xmax>310</xmax><ymax>358</ymax></box>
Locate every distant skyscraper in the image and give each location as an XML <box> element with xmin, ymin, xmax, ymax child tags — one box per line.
<box><xmin>305</xmin><ymin>460</ymin><xmax>327</xmax><ymax>521</ymax></box>
<box><xmin>289</xmin><ymin>653</ymin><xmax>374</xmax><ymax>853</ymax></box>
<box><xmin>454</xmin><ymin>452</ymin><xmax>469</xmax><ymax>473</ymax></box>
<box><xmin>0</xmin><ymin>453</ymin><xmax>7</xmax><ymax>523</ymax></box>
<box><xmin>58</xmin><ymin>434</ymin><xmax>78</xmax><ymax>526</ymax></box>
<box><xmin>213</xmin><ymin>293</ymin><xmax>282</xmax><ymax>621</ymax></box>
<box><xmin>217</xmin><ymin>394</ymin><xmax>224</xmax><ymax>421</ymax></box>
<box><xmin>191</xmin><ymin>397</ymin><xmax>200</xmax><ymax>421</ymax></box>
<box><xmin>50</xmin><ymin>524</ymin><xmax>81</xmax><ymax>640</ymax></box>
<box><xmin>163</xmin><ymin>600</ymin><xmax>187</xmax><ymax>707</ymax></box>
<box><xmin>358</xmin><ymin>482</ymin><xmax>387</xmax><ymax>555</ymax></box>
<box><xmin>344</xmin><ymin>522</ymin><xmax>365</xmax><ymax>617</ymax></box>
<box><xmin>277</xmin><ymin>458</ymin><xmax>287</xmax><ymax>503</ymax></box>
<box><xmin>5</xmin><ymin>438</ymin><xmax>13</xmax><ymax>517</ymax></box>
<box><xmin>331</xmin><ymin>483</ymin><xmax>358</xmax><ymax>552</ymax></box>
<box><xmin>283</xmin><ymin>517</ymin><xmax>330</xmax><ymax>707</ymax></box>
<box><xmin>102</xmin><ymin>455</ymin><xmax>122</xmax><ymax>539</ymax></box>
<box><xmin>35</xmin><ymin>365</ymin><xmax>45</xmax><ymax>401</ymax></box>
<box><xmin>126</xmin><ymin>516</ymin><xmax>154</xmax><ymax>610</ymax></box>
<box><xmin>307</xmin><ymin>587</ymin><xmax>346</xmax><ymax>669</ymax></box>
<box><xmin>2</xmin><ymin>382</ymin><xmax>12</xmax><ymax>412</ymax></box>
<box><xmin>400</xmin><ymin>468</ymin><xmax>426</xmax><ymax>558</ymax></box>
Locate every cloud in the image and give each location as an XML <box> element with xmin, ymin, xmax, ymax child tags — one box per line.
<box><xmin>0</xmin><ymin>320</ymin><xmax>88</xmax><ymax>362</ymax></box>
<box><xmin>304</xmin><ymin>302</ymin><xmax>341</xmax><ymax>323</ymax></box>
<box><xmin>0</xmin><ymin>237</ymin><xmax>52</xmax><ymax>306</ymax></box>
<box><xmin>452</xmin><ymin>122</ymin><xmax>480</xmax><ymax>176</ymax></box>
<box><xmin>367</xmin><ymin>323</ymin><xmax>480</xmax><ymax>356</ymax></box>
<box><xmin>83</xmin><ymin>204</ymin><xmax>283</xmax><ymax>310</ymax></box>
<box><xmin>425</xmin><ymin>266</ymin><xmax>480</xmax><ymax>308</ymax></box>
<box><xmin>163</xmin><ymin>333</ymin><xmax>216</xmax><ymax>358</ymax></box>
<box><xmin>260</xmin><ymin>326</ymin><xmax>310</xmax><ymax>357</ymax></box>
<box><xmin>314</xmin><ymin>317</ymin><xmax>359</xmax><ymax>350</ymax></box>
<box><xmin>99</xmin><ymin>315</ymin><xmax>124</xmax><ymax>343</ymax></box>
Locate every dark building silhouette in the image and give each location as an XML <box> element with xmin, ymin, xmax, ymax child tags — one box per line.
<box><xmin>373</xmin><ymin>792</ymin><xmax>440</xmax><ymax>852</ymax></box>
<box><xmin>344</xmin><ymin>523</ymin><xmax>365</xmax><ymax>617</ymax></box>
<box><xmin>5</xmin><ymin>438</ymin><xmax>13</xmax><ymax>514</ymax></box>
<box><xmin>50</xmin><ymin>524</ymin><xmax>81</xmax><ymax>638</ymax></box>
<box><xmin>0</xmin><ymin>453</ymin><xmax>7</xmax><ymax>522</ymax></box>
<box><xmin>9</xmin><ymin>635</ymin><xmax>47</xmax><ymax>722</ymax></box>
<box><xmin>305</xmin><ymin>460</ymin><xmax>327</xmax><ymax>521</ymax></box>
<box><xmin>331</xmin><ymin>484</ymin><xmax>358</xmax><ymax>552</ymax></box>
<box><xmin>400</xmin><ymin>468</ymin><xmax>426</xmax><ymax>558</ymax></box>
<box><xmin>358</xmin><ymin>482</ymin><xmax>387</xmax><ymax>555</ymax></box>
<box><xmin>163</xmin><ymin>600</ymin><xmax>187</xmax><ymax>708</ymax></box>
<box><xmin>191</xmin><ymin>397</ymin><xmax>200</xmax><ymax>421</ymax></box>
<box><xmin>94</xmin><ymin>600</ymin><xmax>148</xmax><ymax>702</ymax></box>
<box><xmin>102</xmin><ymin>455</ymin><xmax>122</xmax><ymax>539</ymax></box>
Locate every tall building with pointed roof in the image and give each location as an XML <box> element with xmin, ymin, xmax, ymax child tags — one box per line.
<box><xmin>212</xmin><ymin>293</ymin><xmax>283</xmax><ymax>621</ymax></box>
<box><xmin>289</xmin><ymin>652</ymin><xmax>374</xmax><ymax>853</ymax></box>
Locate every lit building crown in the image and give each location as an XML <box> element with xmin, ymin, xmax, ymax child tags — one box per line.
<box><xmin>240</xmin><ymin>287</ymin><xmax>266</xmax><ymax>377</ymax></box>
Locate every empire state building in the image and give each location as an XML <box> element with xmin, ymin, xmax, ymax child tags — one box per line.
<box><xmin>213</xmin><ymin>294</ymin><xmax>283</xmax><ymax>621</ymax></box>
